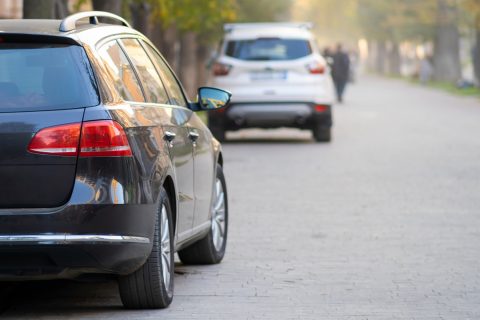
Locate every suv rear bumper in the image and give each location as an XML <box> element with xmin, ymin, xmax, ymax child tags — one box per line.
<box><xmin>209</xmin><ymin>102</ymin><xmax>332</xmax><ymax>130</ymax></box>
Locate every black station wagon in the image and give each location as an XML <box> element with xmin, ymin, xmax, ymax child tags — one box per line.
<box><xmin>0</xmin><ymin>11</ymin><xmax>231</xmax><ymax>309</ymax></box>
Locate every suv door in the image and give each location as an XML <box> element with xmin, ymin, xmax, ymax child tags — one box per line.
<box><xmin>142</xmin><ymin>42</ymin><xmax>216</xmax><ymax>234</ymax></box>
<box><xmin>117</xmin><ymin>38</ymin><xmax>196</xmax><ymax>242</ymax></box>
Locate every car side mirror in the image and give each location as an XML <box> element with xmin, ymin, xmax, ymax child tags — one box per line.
<box><xmin>190</xmin><ymin>87</ymin><xmax>232</xmax><ymax>111</ymax></box>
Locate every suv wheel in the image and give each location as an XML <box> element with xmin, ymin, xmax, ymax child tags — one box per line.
<box><xmin>118</xmin><ymin>188</ymin><xmax>174</xmax><ymax>309</ymax></box>
<box><xmin>313</xmin><ymin>126</ymin><xmax>331</xmax><ymax>142</ymax></box>
<box><xmin>178</xmin><ymin>165</ymin><xmax>228</xmax><ymax>264</ymax></box>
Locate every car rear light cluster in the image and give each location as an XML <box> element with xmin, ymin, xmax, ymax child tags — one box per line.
<box><xmin>28</xmin><ymin>120</ymin><xmax>132</xmax><ymax>157</ymax></box>
<box><xmin>306</xmin><ymin>61</ymin><xmax>326</xmax><ymax>74</ymax></box>
<box><xmin>212</xmin><ymin>62</ymin><xmax>232</xmax><ymax>76</ymax></box>
<box><xmin>314</xmin><ymin>105</ymin><xmax>329</xmax><ymax>112</ymax></box>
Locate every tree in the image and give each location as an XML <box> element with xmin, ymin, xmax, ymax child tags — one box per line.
<box><xmin>235</xmin><ymin>0</ymin><xmax>292</xmax><ymax>22</ymax></box>
<box><xmin>461</xmin><ymin>0</ymin><xmax>480</xmax><ymax>85</ymax></box>
<box><xmin>91</xmin><ymin>0</ymin><xmax>122</xmax><ymax>15</ymax></box>
<box><xmin>23</xmin><ymin>0</ymin><xmax>55</xmax><ymax>18</ymax></box>
<box><xmin>148</xmin><ymin>0</ymin><xmax>237</xmax><ymax>97</ymax></box>
<box><xmin>23</xmin><ymin>0</ymin><xmax>69</xmax><ymax>19</ymax></box>
<box><xmin>433</xmin><ymin>0</ymin><xmax>462</xmax><ymax>83</ymax></box>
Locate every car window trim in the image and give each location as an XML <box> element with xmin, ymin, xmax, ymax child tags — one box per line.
<box><xmin>96</xmin><ymin>37</ymin><xmax>147</xmax><ymax>103</ymax></box>
<box><xmin>115</xmin><ymin>39</ymin><xmax>148</xmax><ymax>103</ymax></box>
<box><xmin>138</xmin><ymin>40</ymin><xmax>190</xmax><ymax>109</ymax></box>
<box><xmin>117</xmin><ymin>37</ymin><xmax>173</xmax><ymax>105</ymax></box>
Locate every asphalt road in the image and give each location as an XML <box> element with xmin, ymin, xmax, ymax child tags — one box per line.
<box><xmin>1</xmin><ymin>76</ymin><xmax>480</xmax><ymax>319</ymax></box>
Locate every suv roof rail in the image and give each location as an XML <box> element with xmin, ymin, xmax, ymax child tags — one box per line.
<box><xmin>59</xmin><ymin>11</ymin><xmax>131</xmax><ymax>32</ymax></box>
<box><xmin>224</xmin><ymin>22</ymin><xmax>313</xmax><ymax>32</ymax></box>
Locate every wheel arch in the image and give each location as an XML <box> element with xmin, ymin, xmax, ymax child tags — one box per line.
<box><xmin>163</xmin><ymin>175</ymin><xmax>177</xmax><ymax>235</ymax></box>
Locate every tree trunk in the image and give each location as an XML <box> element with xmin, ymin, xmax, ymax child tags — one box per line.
<box><xmin>92</xmin><ymin>0</ymin><xmax>122</xmax><ymax>15</ymax></box>
<box><xmin>387</xmin><ymin>42</ymin><xmax>401</xmax><ymax>76</ymax></box>
<box><xmin>53</xmin><ymin>0</ymin><xmax>69</xmax><ymax>19</ymax></box>
<box><xmin>474</xmin><ymin>16</ymin><xmax>480</xmax><ymax>87</ymax></box>
<box><xmin>23</xmin><ymin>0</ymin><xmax>56</xmax><ymax>18</ymax></box>
<box><xmin>162</xmin><ymin>24</ymin><xmax>179</xmax><ymax>73</ymax></box>
<box><xmin>196</xmin><ymin>43</ymin><xmax>210</xmax><ymax>87</ymax></box>
<box><xmin>179</xmin><ymin>32</ymin><xmax>198</xmax><ymax>100</ymax></box>
<box><xmin>129</xmin><ymin>2</ymin><xmax>150</xmax><ymax>37</ymax></box>
<box><xmin>433</xmin><ymin>0</ymin><xmax>462</xmax><ymax>83</ymax></box>
<box><xmin>376</xmin><ymin>40</ymin><xmax>387</xmax><ymax>74</ymax></box>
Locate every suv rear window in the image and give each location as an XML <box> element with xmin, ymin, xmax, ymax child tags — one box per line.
<box><xmin>0</xmin><ymin>43</ymin><xmax>99</xmax><ymax>112</ymax></box>
<box><xmin>225</xmin><ymin>38</ymin><xmax>312</xmax><ymax>61</ymax></box>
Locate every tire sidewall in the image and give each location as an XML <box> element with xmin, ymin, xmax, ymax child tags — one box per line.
<box><xmin>159</xmin><ymin>189</ymin><xmax>175</xmax><ymax>300</ymax></box>
<box><xmin>210</xmin><ymin>165</ymin><xmax>228</xmax><ymax>260</ymax></box>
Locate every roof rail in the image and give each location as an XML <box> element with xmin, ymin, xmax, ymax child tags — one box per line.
<box><xmin>224</xmin><ymin>22</ymin><xmax>313</xmax><ymax>32</ymax></box>
<box><xmin>59</xmin><ymin>11</ymin><xmax>131</xmax><ymax>32</ymax></box>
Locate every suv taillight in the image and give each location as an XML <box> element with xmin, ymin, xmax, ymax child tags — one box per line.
<box><xmin>212</xmin><ymin>62</ymin><xmax>232</xmax><ymax>76</ymax></box>
<box><xmin>306</xmin><ymin>61</ymin><xmax>326</xmax><ymax>74</ymax></box>
<box><xmin>28</xmin><ymin>120</ymin><xmax>132</xmax><ymax>157</ymax></box>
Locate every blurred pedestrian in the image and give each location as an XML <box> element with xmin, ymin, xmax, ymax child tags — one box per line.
<box><xmin>419</xmin><ymin>55</ymin><xmax>433</xmax><ymax>84</ymax></box>
<box><xmin>331</xmin><ymin>43</ymin><xmax>350</xmax><ymax>103</ymax></box>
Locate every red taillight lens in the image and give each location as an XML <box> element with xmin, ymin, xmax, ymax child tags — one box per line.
<box><xmin>307</xmin><ymin>61</ymin><xmax>326</xmax><ymax>74</ymax></box>
<box><xmin>28</xmin><ymin>120</ymin><xmax>132</xmax><ymax>157</ymax></box>
<box><xmin>28</xmin><ymin>123</ymin><xmax>81</xmax><ymax>156</ymax></box>
<box><xmin>79</xmin><ymin>120</ymin><xmax>132</xmax><ymax>157</ymax></box>
<box><xmin>212</xmin><ymin>62</ymin><xmax>232</xmax><ymax>76</ymax></box>
<box><xmin>315</xmin><ymin>105</ymin><xmax>329</xmax><ymax>112</ymax></box>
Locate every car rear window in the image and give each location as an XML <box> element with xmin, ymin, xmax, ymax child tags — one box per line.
<box><xmin>225</xmin><ymin>38</ymin><xmax>312</xmax><ymax>61</ymax></box>
<box><xmin>0</xmin><ymin>43</ymin><xmax>99</xmax><ymax>112</ymax></box>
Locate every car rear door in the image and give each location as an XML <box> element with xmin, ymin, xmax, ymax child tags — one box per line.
<box><xmin>118</xmin><ymin>38</ymin><xmax>196</xmax><ymax>242</ymax></box>
<box><xmin>0</xmin><ymin>41</ymin><xmax>99</xmax><ymax>208</ymax></box>
<box><xmin>141</xmin><ymin>41</ymin><xmax>215</xmax><ymax>234</ymax></box>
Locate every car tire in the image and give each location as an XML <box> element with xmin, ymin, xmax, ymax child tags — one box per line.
<box><xmin>313</xmin><ymin>126</ymin><xmax>331</xmax><ymax>142</ymax></box>
<box><xmin>118</xmin><ymin>188</ymin><xmax>174</xmax><ymax>309</ymax></box>
<box><xmin>210</xmin><ymin>125</ymin><xmax>226</xmax><ymax>142</ymax></box>
<box><xmin>178</xmin><ymin>165</ymin><xmax>228</xmax><ymax>265</ymax></box>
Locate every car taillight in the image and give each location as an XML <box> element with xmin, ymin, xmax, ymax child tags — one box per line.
<box><xmin>315</xmin><ymin>105</ymin><xmax>329</xmax><ymax>112</ymax></box>
<box><xmin>212</xmin><ymin>62</ymin><xmax>232</xmax><ymax>76</ymax></box>
<box><xmin>28</xmin><ymin>123</ymin><xmax>81</xmax><ymax>156</ymax></box>
<box><xmin>79</xmin><ymin>120</ymin><xmax>132</xmax><ymax>157</ymax></box>
<box><xmin>307</xmin><ymin>61</ymin><xmax>326</xmax><ymax>74</ymax></box>
<box><xmin>28</xmin><ymin>120</ymin><xmax>132</xmax><ymax>157</ymax></box>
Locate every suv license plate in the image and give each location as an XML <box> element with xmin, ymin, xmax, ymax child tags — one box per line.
<box><xmin>250</xmin><ymin>71</ymin><xmax>287</xmax><ymax>81</ymax></box>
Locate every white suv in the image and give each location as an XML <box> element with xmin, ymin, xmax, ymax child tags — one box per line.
<box><xmin>209</xmin><ymin>23</ymin><xmax>335</xmax><ymax>142</ymax></box>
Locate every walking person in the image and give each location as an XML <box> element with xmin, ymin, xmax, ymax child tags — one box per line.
<box><xmin>331</xmin><ymin>43</ymin><xmax>350</xmax><ymax>103</ymax></box>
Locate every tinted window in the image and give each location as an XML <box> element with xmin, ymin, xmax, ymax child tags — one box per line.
<box><xmin>98</xmin><ymin>40</ymin><xmax>144</xmax><ymax>102</ymax></box>
<box><xmin>141</xmin><ymin>42</ymin><xmax>188</xmax><ymax>107</ymax></box>
<box><xmin>120</xmin><ymin>39</ymin><xmax>169</xmax><ymax>104</ymax></box>
<box><xmin>0</xmin><ymin>43</ymin><xmax>98</xmax><ymax>112</ymax></box>
<box><xmin>225</xmin><ymin>39</ymin><xmax>312</xmax><ymax>61</ymax></box>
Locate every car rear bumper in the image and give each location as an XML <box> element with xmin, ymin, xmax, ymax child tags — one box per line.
<box><xmin>0</xmin><ymin>203</ymin><xmax>156</xmax><ymax>280</ymax></box>
<box><xmin>209</xmin><ymin>102</ymin><xmax>332</xmax><ymax>129</ymax></box>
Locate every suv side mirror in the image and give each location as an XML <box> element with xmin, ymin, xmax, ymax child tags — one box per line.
<box><xmin>191</xmin><ymin>87</ymin><xmax>232</xmax><ymax>111</ymax></box>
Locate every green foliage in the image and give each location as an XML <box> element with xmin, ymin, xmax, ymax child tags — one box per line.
<box><xmin>234</xmin><ymin>0</ymin><xmax>292</xmax><ymax>22</ymax></box>
<box><xmin>149</xmin><ymin>0</ymin><xmax>236</xmax><ymax>42</ymax></box>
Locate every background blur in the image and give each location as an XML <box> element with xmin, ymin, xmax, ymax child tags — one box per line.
<box><xmin>2</xmin><ymin>0</ymin><xmax>479</xmax><ymax>98</ymax></box>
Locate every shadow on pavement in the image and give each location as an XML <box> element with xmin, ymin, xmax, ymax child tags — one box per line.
<box><xmin>0</xmin><ymin>262</ymin><xmax>199</xmax><ymax>317</ymax></box>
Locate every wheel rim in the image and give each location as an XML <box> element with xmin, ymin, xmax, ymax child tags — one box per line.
<box><xmin>211</xmin><ymin>178</ymin><xmax>226</xmax><ymax>251</ymax></box>
<box><xmin>160</xmin><ymin>204</ymin><xmax>171</xmax><ymax>290</ymax></box>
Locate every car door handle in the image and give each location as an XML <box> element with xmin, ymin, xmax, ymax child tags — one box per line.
<box><xmin>189</xmin><ymin>131</ymin><xmax>200</xmax><ymax>142</ymax></box>
<box><xmin>164</xmin><ymin>131</ymin><xmax>176</xmax><ymax>142</ymax></box>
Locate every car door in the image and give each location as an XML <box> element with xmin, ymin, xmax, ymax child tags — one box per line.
<box><xmin>117</xmin><ymin>38</ymin><xmax>195</xmax><ymax>242</ymax></box>
<box><xmin>141</xmin><ymin>41</ymin><xmax>216</xmax><ymax>234</ymax></box>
